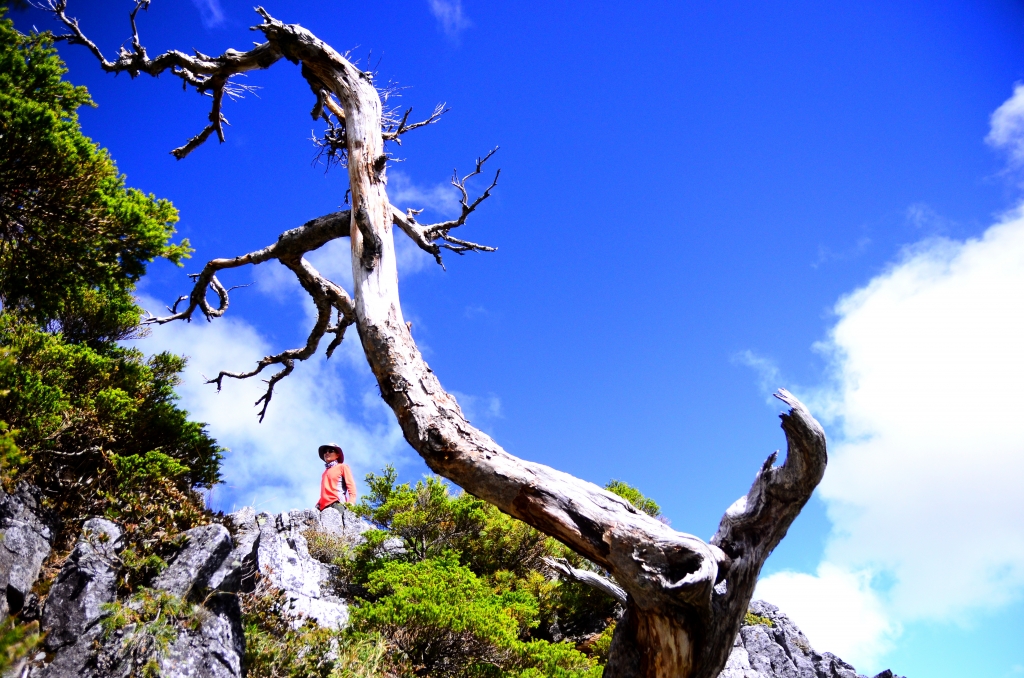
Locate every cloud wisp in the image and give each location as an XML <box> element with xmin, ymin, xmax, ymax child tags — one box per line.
<box><xmin>987</xmin><ymin>83</ymin><xmax>1024</xmax><ymax>167</ymax></box>
<box><xmin>428</xmin><ymin>0</ymin><xmax>471</xmax><ymax>39</ymax></box>
<box><xmin>191</xmin><ymin>0</ymin><xmax>226</xmax><ymax>28</ymax></box>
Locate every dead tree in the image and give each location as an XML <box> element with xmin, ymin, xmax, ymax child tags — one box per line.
<box><xmin>45</xmin><ymin>4</ymin><xmax>827</xmax><ymax>676</ymax></box>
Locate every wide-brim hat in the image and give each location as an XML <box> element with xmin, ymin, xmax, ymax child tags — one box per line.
<box><xmin>318</xmin><ymin>443</ymin><xmax>343</xmax><ymax>462</ymax></box>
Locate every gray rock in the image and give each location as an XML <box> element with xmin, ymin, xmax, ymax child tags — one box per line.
<box><xmin>41</xmin><ymin>518</ymin><xmax>122</xmax><ymax>652</ymax></box>
<box><xmin>256</xmin><ymin>510</ymin><xmax>349</xmax><ymax>628</ymax></box>
<box><xmin>35</xmin><ymin>624</ymin><xmax>104</xmax><ymax>678</ymax></box>
<box><xmin>316</xmin><ymin>504</ymin><xmax>374</xmax><ymax>545</ymax></box>
<box><xmin>0</xmin><ymin>482</ymin><xmax>53</xmax><ymax>618</ymax></box>
<box><xmin>719</xmin><ymin>601</ymin><xmax>906</xmax><ymax>678</ymax></box>
<box><xmin>152</xmin><ymin>523</ymin><xmax>232</xmax><ymax>599</ymax></box>
<box><xmin>208</xmin><ymin>506</ymin><xmax>260</xmax><ymax>593</ymax></box>
<box><xmin>158</xmin><ymin>594</ymin><xmax>244</xmax><ymax>678</ymax></box>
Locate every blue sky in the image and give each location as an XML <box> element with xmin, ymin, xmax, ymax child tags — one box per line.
<box><xmin>14</xmin><ymin>1</ymin><xmax>1024</xmax><ymax>676</ymax></box>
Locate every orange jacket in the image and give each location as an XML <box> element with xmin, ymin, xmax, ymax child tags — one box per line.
<box><xmin>317</xmin><ymin>462</ymin><xmax>356</xmax><ymax>510</ymax></box>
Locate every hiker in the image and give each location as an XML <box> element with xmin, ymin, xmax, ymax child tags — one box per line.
<box><xmin>316</xmin><ymin>443</ymin><xmax>357</xmax><ymax>511</ymax></box>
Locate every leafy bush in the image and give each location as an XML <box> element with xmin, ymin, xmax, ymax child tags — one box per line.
<box><xmin>603</xmin><ymin>480</ymin><xmax>661</xmax><ymax>519</ymax></box>
<box><xmin>0</xmin><ymin>11</ymin><xmax>190</xmax><ymax>335</ymax></box>
<box><xmin>352</xmin><ymin>553</ymin><xmax>599</xmax><ymax>678</ymax></box>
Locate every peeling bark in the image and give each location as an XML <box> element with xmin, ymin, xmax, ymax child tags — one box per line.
<box><xmin>49</xmin><ymin>5</ymin><xmax>828</xmax><ymax>676</ymax></box>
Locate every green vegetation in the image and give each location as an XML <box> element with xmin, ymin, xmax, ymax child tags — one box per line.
<box><xmin>0</xmin><ymin>11</ymin><xmax>189</xmax><ymax>337</ymax></box>
<box><xmin>100</xmin><ymin>588</ymin><xmax>210</xmax><ymax>677</ymax></box>
<box><xmin>604</xmin><ymin>480</ymin><xmax>662</xmax><ymax>519</ymax></box>
<box><xmin>0</xmin><ymin>10</ymin><xmax>220</xmax><ymax>577</ymax></box>
<box><xmin>247</xmin><ymin>468</ymin><xmax>628</xmax><ymax>677</ymax></box>
<box><xmin>241</xmin><ymin>583</ymin><xmax>395</xmax><ymax>678</ymax></box>
<box><xmin>743</xmin><ymin>611</ymin><xmax>774</xmax><ymax>627</ymax></box>
<box><xmin>0</xmin><ymin>617</ymin><xmax>39</xmax><ymax>674</ymax></box>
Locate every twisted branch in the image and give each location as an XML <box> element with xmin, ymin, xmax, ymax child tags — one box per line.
<box><xmin>391</xmin><ymin>149</ymin><xmax>500</xmax><ymax>266</ymax></box>
<box><xmin>143</xmin><ymin>210</ymin><xmax>355</xmax><ymax>420</ymax></box>
<box><xmin>382</xmin><ymin>102</ymin><xmax>449</xmax><ymax>142</ymax></box>
<box><xmin>45</xmin><ymin>0</ymin><xmax>285</xmax><ymax>158</ymax></box>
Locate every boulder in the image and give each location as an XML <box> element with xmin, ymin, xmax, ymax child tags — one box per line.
<box><xmin>158</xmin><ymin>594</ymin><xmax>244</xmax><ymax>678</ymax></box>
<box><xmin>720</xmin><ymin>601</ymin><xmax>906</xmax><ymax>678</ymax></box>
<box><xmin>208</xmin><ymin>506</ymin><xmax>260</xmax><ymax>593</ymax></box>
<box><xmin>0</xmin><ymin>482</ymin><xmax>53</xmax><ymax>618</ymax></box>
<box><xmin>152</xmin><ymin>523</ymin><xmax>232</xmax><ymax>598</ymax></box>
<box><xmin>41</xmin><ymin>518</ymin><xmax>122</xmax><ymax>652</ymax></box>
<box><xmin>255</xmin><ymin>509</ymin><xmax>349</xmax><ymax>628</ymax></box>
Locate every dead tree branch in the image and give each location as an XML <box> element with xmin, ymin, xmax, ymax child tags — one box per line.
<box><xmin>143</xmin><ymin>210</ymin><xmax>355</xmax><ymax>421</ymax></box>
<box><xmin>382</xmin><ymin>102</ymin><xmax>449</xmax><ymax>142</ymax></box>
<box><xmin>391</xmin><ymin>149</ymin><xmax>500</xmax><ymax>266</ymax></box>
<box><xmin>45</xmin><ymin>0</ymin><xmax>285</xmax><ymax>158</ymax></box>
<box><xmin>55</xmin><ymin>5</ymin><xmax>828</xmax><ymax>676</ymax></box>
<box><xmin>544</xmin><ymin>557</ymin><xmax>628</xmax><ymax>604</ymax></box>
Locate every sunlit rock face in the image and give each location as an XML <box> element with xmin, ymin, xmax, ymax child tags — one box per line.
<box><xmin>0</xmin><ymin>483</ymin><xmax>53</xmax><ymax>621</ymax></box>
<box><xmin>9</xmin><ymin>486</ymin><xmax>908</xmax><ymax>678</ymax></box>
<box><xmin>721</xmin><ymin>600</ymin><xmax>906</xmax><ymax>678</ymax></box>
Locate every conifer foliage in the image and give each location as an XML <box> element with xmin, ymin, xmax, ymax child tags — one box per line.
<box><xmin>0</xmin><ymin>8</ymin><xmax>219</xmax><ymax>552</ymax></box>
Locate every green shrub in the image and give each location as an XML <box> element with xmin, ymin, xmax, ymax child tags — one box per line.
<box><xmin>352</xmin><ymin>553</ymin><xmax>599</xmax><ymax>678</ymax></box>
<box><xmin>0</xmin><ymin>11</ymin><xmax>190</xmax><ymax>334</ymax></box>
<box><xmin>604</xmin><ymin>480</ymin><xmax>661</xmax><ymax>519</ymax></box>
<box><xmin>0</xmin><ymin>618</ymin><xmax>40</xmax><ymax>674</ymax></box>
<box><xmin>743</xmin><ymin>611</ymin><xmax>774</xmax><ymax>627</ymax></box>
<box><xmin>304</xmin><ymin>528</ymin><xmax>358</xmax><ymax>567</ymax></box>
<box><xmin>241</xmin><ymin>579</ymin><xmax>397</xmax><ymax>678</ymax></box>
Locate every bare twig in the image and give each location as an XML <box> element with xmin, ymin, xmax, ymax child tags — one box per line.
<box><xmin>390</xmin><ymin>149</ymin><xmax>500</xmax><ymax>266</ymax></box>
<box><xmin>381</xmin><ymin>102</ymin><xmax>449</xmax><ymax>143</ymax></box>
<box><xmin>43</xmin><ymin>0</ymin><xmax>284</xmax><ymax>158</ymax></box>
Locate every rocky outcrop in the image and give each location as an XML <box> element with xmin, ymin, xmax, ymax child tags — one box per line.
<box><xmin>152</xmin><ymin>523</ymin><xmax>233</xmax><ymax>598</ymax></box>
<box><xmin>26</xmin><ymin>502</ymin><xmax>368</xmax><ymax>678</ymax></box>
<box><xmin>41</xmin><ymin>518</ymin><xmax>123</xmax><ymax>653</ymax></box>
<box><xmin>721</xmin><ymin>600</ymin><xmax>905</xmax><ymax>678</ymax></box>
<box><xmin>251</xmin><ymin>507</ymin><xmax>365</xmax><ymax>628</ymax></box>
<box><xmin>11</xmin><ymin>488</ymin><xmax>905</xmax><ymax>678</ymax></box>
<box><xmin>0</xmin><ymin>482</ymin><xmax>53</xmax><ymax>620</ymax></box>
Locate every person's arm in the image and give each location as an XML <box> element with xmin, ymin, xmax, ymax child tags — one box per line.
<box><xmin>342</xmin><ymin>464</ymin><xmax>357</xmax><ymax>504</ymax></box>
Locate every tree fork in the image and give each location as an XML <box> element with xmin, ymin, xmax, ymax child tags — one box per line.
<box><xmin>48</xmin><ymin>5</ymin><xmax>828</xmax><ymax>676</ymax></box>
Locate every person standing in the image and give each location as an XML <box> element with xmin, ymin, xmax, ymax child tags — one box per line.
<box><xmin>316</xmin><ymin>443</ymin><xmax>357</xmax><ymax>511</ymax></box>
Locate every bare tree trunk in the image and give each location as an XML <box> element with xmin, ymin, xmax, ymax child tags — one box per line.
<box><xmin>47</xmin><ymin>5</ymin><xmax>829</xmax><ymax>676</ymax></box>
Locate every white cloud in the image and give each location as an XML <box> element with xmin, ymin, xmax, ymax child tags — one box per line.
<box><xmin>760</xmin><ymin>207</ymin><xmax>1024</xmax><ymax>670</ymax></box>
<box><xmin>388</xmin><ymin>170</ymin><xmax>461</xmax><ymax>217</ymax></box>
<box><xmin>133</xmin><ymin>296</ymin><xmax>411</xmax><ymax>515</ymax></box>
<box><xmin>732</xmin><ymin>350</ymin><xmax>783</xmax><ymax>399</ymax></box>
<box><xmin>987</xmin><ymin>83</ymin><xmax>1024</xmax><ymax>165</ymax></box>
<box><xmin>757</xmin><ymin>565</ymin><xmax>897</xmax><ymax>667</ymax></box>
<box><xmin>191</xmin><ymin>0</ymin><xmax>226</xmax><ymax>28</ymax></box>
<box><xmin>428</xmin><ymin>0</ymin><xmax>471</xmax><ymax>39</ymax></box>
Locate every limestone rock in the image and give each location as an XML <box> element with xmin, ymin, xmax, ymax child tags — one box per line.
<box><xmin>152</xmin><ymin>523</ymin><xmax>232</xmax><ymax>598</ymax></box>
<box><xmin>0</xmin><ymin>482</ymin><xmax>53</xmax><ymax>619</ymax></box>
<box><xmin>254</xmin><ymin>509</ymin><xmax>350</xmax><ymax>628</ymax></box>
<box><xmin>157</xmin><ymin>594</ymin><xmax>244</xmax><ymax>678</ymax></box>
<box><xmin>41</xmin><ymin>518</ymin><xmax>122</xmax><ymax>652</ymax></box>
<box><xmin>720</xmin><ymin>601</ymin><xmax>906</xmax><ymax>678</ymax></box>
<box><xmin>208</xmin><ymin>506</ymin><xmax>260</xmax><ymax>593</ymax></box>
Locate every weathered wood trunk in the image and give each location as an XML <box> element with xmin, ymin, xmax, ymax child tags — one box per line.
<box><xmin>51</xmin><ymin>7</ymin><xmax>829</xmax><ymax>676</ymax></box>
